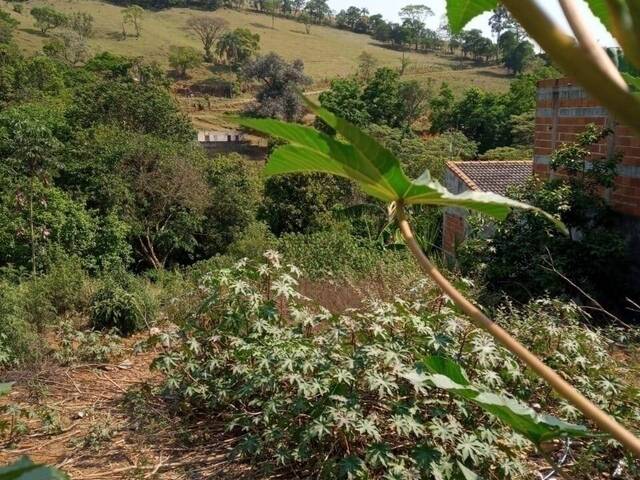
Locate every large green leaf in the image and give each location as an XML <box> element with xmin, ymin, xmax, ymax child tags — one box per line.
<box><xmin>235</xmin><ymin>107</ymin><xmax>567</xmax><ymax>233</ymax></box>
<box><xmin>0</xmin><ymin>457</ymin><xmax>67</xmax><ymax>480</ymax></box>
<box><xmin>446</xmin><ymin>0</ymin><xmax>498</xmax><ymax>33</ymax></box>
<box><xmin>419</xmin><ymin>356</ymin><xmax>589</xmax><ymax>445</ymax></box>
<box><xmin>584</xmin><ymin>0</ymin><xmax>611</xmax><ymax>28</ymax></box>
<box><xmin>623</xmin><ymin>72</ymin><xmax>640</xmax><ymax>92</ymax></box>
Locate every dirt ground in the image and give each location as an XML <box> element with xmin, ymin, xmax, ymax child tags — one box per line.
<box><xmin>0</xmin><ymin>335</ymin><xmax>261</xmax><ymax>479</ymax></box>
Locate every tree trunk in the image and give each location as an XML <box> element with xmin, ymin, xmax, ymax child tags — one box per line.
<box><xmin>29</xmin><ymin>176</ymin><xmax>36</xmax><ymax>277</ymax></box>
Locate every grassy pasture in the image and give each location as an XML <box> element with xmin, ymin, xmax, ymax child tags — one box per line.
<box><xmin>8</xmin><ymin>0</ymin><xmax>512</xmax><ymax>93</ymax></box>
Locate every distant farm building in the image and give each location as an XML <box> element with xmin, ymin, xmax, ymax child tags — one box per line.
<box><xmin>198</xmin><ymin>130</ymin><xmax>247</xmax><ymax>144</ymax></box>
<box><xmin>197</xmin><ymin>129</ymin><xmax>268</xmax><ymax>160</ymax></box>
<box><xmin>442</xmin><ymin>161</ymin><xmax>533</xmax><ymax>255</ymax></box>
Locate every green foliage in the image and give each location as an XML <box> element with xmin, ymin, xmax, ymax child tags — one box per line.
<box><xmin>278</xmin><ymin>224</ymin><xmax>414</xmax><ymax>279</ymax></box>
<box><xmin>260</xmin><ymin>173</ymin><xmax>354</xmax><ymax>235</ymax></box>
<box><xmin>236</xmin><ymin>99</ymin><xmax>565</xmax><ymax>232</ymax></box>
<box><xmin>30</xmin><ymin>6</ymin><xmax>67</xmax><ymax>35</ymax></box>
<box><xmin>459</xmin><ymin>178</ymin><xmax>632</xmax><ymax>314</ymax></box>
<box><xmin>317</xmin><ymin>77</ymin><xmax>370</xmax><ymax>129</ymax></box>
<box><xmin>0</xmin><ymin>9</ymin><xmax>18</xmax><ymax>44</ymax></box>
<box><xmin>418</xmin><ymin>356</ymin><xmax>588</xmax><ymax>445</ymax></box>
<box><xmin>215</xmin><ymin>28</ymin><xmax>260</xmax><ymax>67</ymax></box>
<box><xmin>368</xmin><ymin>125</ymin><xmax>477</xmax><ymax>179</ymax></box>
<box><xmin>67</xmin><ymin>79</ymin><xmax>194</xmax><ymax>142</ymax></box>
<box><xmin>0</xmin><ymin>456</ymin><xmax>67</xmax><ymax>480</ymax></box>
<box><xmin>168</xmin><ymin>45</ymin><xmax>202</xmax><ymax>78</ymax></box>
<box><xmin>200</xmin><ymin>154</ymin><xmax>262</xmax><ymax>257</ymax></box>
<box><xmin>54</xmin><ymin>320</ymin><xmax>123</xmax><ymax>365</ymax></box>
<box><xmin>153</xmin><ymin>259</ymin><xmax>639</xmax><ymax>479</ymax></box>
<box><xmin>479</xmin><ymin>146</ymin><xmax>532</xmax><ymax>161</ymax></box>
<box><xmin>69</xmin><ymin>12</ymin><xmax>94</xmax><ymax>39</ymax></box>
<box><xmin>0</xmin><ymin>282</ymin><xmax>39</xmax><ymax>367</ymax></box>
<box><xmin>446</xmin><ymin>0</ymin><xmax>496</xmax><ymax>34</ymax></box>
<box><xmin>90</xmin><ymin>275</ymin><xmax>157</xmax><ymax>336</ymax></box>
<box><xmin>242</xmin><ymin>53</ymin><xmax>312</xmax><ymax>122</ymax></box>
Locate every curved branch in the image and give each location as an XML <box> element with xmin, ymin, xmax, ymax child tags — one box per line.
<box><xmin>499</xmin><ymin>0</ymin><xmax>640</xmax><ymax>133</ymax></box>
<box><xmin>395</xmin><ymin>202</ymin><xmax>640</xmax><ymax>457</ymax></box>
<box><xmin>558</xmin><ymin>0</ymin><xmax>627</xmax><ymax>90</ymax></box>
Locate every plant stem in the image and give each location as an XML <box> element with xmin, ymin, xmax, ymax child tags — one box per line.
<box><xmin>500</xmin><ymin>0</ymin><xmax>640</xmax><ymax>133</ymax></box>
<box><xmin>538</xmin><ymin>445</ymin><xmax>569</xmax><ymax>480</ymax></box>
<box><xmin>395</xmin><ymin>202</ymin><xmax>640</xmax><ymax>457</ymax></box>
<box><xmin>29</xmin><ymin>176</ymin><xmax>36</xmax><ymax>278</ymax></box>
<box><xmin>558</xmin><ymin>0</ymin><xmax>627</xmax><ymax>90</ymax></box>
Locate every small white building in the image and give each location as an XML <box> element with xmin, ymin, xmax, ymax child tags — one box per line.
<box><xmin>198</xmin><ymin>130</ymin><xmax>247</xmax><ymax>144</ymax></box>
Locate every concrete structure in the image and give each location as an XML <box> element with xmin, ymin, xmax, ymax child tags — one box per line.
<box><xmin>197</xmin><ymin>130</ymin><xmax>247</xmax><ymax>144</ymax></box>
<box><xmin>442</xmin><ymin>161</ymin><xmax>533</xmax><ymax>255</ymax></box>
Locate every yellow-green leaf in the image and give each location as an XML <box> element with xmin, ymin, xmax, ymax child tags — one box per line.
<box><xmin>446</xmin><ymin>0</ymin><xmax>498</xmax><ymax>33</ymax></box>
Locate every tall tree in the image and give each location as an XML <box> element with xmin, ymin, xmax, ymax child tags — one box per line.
<box><xmin>216</xmin><ymin>28</ymin><xmax>260</xmax><ymax>67</ymax></box>
<box><xmin>187</xmin><ymin>16</ymin><xmax>229</xmax><ymax>62</ymax></box>
<box><xmin>168</xmin><ymin>45</ymin><xmax>202</xmax><ymax>78</ymax></box>
<box><xmin>242</xmin><ymin>52</ymin><xmax>312</xmax><ymax>121</ymax></box>
<box><xmin>303</xmin><ymin>0</ymin><xmax>330</xmax><ymax>24</ymax></box>
<box><xmin>123</xmin><ymin>5</ymin><xmax>144</xmax><ymax>38</ymax></box>
<box><xmin>264</xmin><ymin>0</ymin><xmax>283</xmax><ymax>28</ymax></box>
<box><xmin>30</xmin><ymin>6</ymin><xmax>67</xmax><ymax>35</ymax></box>
<box><xmin>399</xmin><ymin>4</ymin><xmax>433</xmax><ymax>50</ymax></box>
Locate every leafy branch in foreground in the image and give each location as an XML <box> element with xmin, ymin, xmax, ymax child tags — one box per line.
<box><xmin>235</xmin><ymin>98</ymin><xmax>640</xmax><ymax>456</ymax></box>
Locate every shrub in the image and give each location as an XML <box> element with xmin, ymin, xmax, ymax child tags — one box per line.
<box><xmin>38</xmin><ymin>256</ymin><xmax>91</xmax><ymax>315</ymax></box>
<box><xmin>0</xmin><ymin>282</ymin><xmax>40</xmax><ymax>367</ymax></box>
<box><xmin>153</xmin><ymin>259</ymin><xmax>640</xmax><ymax>479</ymax></box>
<box><xmin>54</xmin><ymin>320</ymin><xmax>123</xmax><ymax>365</ymax></box>
<box><xmin>479</xmin><ymin>146</ymin><xmax>533</xmax><ymax>161</ymax></box>
<box><xmin>90</xmin><ymin>275</ymin><xmax>157</xmax><ymax>336</ymax></box>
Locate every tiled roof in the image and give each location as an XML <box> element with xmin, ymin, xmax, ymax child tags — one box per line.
<box><xmin>446</xmin><ymin>161</ymin><xmax>533</xmax><ymax>195</ymax></box>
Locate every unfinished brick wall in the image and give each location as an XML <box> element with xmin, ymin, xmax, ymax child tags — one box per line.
<box><xmin>534</xmin><ymin>78</ymin><xmax>640</xmax><ymax>217</ymax></box>
<box><xmin>442</xmin><ymin>212</ymin><xmax>465</xmax><ymax>255</ymax></box>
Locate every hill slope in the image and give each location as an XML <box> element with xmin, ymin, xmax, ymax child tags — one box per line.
<box><xmin>10</xmin><ymin>0</ymin><xmax>511</xmax><ymax>93</ymax></box>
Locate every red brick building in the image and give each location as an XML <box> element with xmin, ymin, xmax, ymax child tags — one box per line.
<box><xmin>534</xmin><ymin>78</ymin><xmax>640</xmax><ymax>217</ymax></box>
<box><xmin>442</xmin><ymin>78</ymin><xmax>640</xmax><ymax>260</ymax></box>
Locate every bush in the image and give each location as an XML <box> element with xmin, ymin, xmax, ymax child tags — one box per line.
<box><xmin>39</xmin><ymin>256</ymin><xmax>91</xmax><ymax>315</ymax></box>
<box><xmin>278</xmin><ymin>225</ymin><xmax>414</xmax><ymax>281</ymax></box>
<box><xmin>90</xmin><ymin>274</ymin><xmax>158</xmax><ymax>336</ymax></box>
<box><xmin>0</xmin><ymin>282</ymin><xmax>40</xmax><ymax>367</ymax></box>
<box><xmin>153</xmin><ymin>259</ymin><xmax>640</xmax><ymax>479</ymax></box>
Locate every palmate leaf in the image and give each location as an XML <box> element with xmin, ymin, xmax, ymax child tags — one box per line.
<box><xmin>446</xmin><ymin>0</ymin><xmax>498</xmax><ymax>33</ymax></box>
<box><xmin>0</xmin><ymin>457</ymin><xmax>67</xmax><ymax>480</ymax></box>
<box><xmin>420</xmin><ymin>356</ymin><xmax>590</xmax><ymax>445</ymax></box>
<box><xmin>234</xmin><ymin>101</ymin><xmax>567</xmax><ymax>234</ymax></box>
<box><xmin>457</xmin><ymin>461</ymin><xmax>484</xmax><ymax>480</ymax></box>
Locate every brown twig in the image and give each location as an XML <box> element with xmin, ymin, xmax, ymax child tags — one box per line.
<box><xmin>395</xmin><ymin>202</ymin><xmax>640</xmax><ymax>457</ymax></box>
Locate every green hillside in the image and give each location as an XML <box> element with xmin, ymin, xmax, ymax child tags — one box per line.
<box><xmin>9</xmin><ymin>0</ymin><xmax>512</xmax><ymax>93</ymax></box>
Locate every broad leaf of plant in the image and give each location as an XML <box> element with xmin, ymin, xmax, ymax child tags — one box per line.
<box><xmin>446</xmin><ymin>0</ymin><xmax>498</xmax><ymax>33</ymax></box>
<box><xmin>0</xmin><ymin>457</ymin><xmax>67</xmax><ymax>480</ymax></box>
<box><xmin>622</xmin><ymin>73</ymin><xmax>640</xmax><ymax>92</ymax></box>
<box><xmin>421</xmin><ymin>356</ymin><xmax>589</xmax><ymax>445</ymax></box>
<box><xmin>590</xmin><ymin>0</ymin><xmax>640</xmax><ymax>68</ymax></box>
<box><xmin>584</xmin><ymin>0</ymin><xmax>611</xmax><ymax>28</ymax></box>
<box><xmin>235</xmin><ymin>107</ymin><xmax>567</xmax><ymax>234</ymax></box>
<box><xmin>457</xmin><ymin>461</ymin><xmax>484</xmax><ymax>480</ymax></box>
